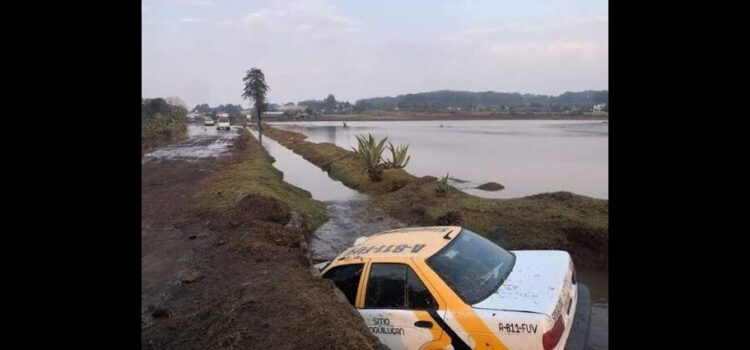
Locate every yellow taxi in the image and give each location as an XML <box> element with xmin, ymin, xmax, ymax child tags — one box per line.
<box><xmin>318</xmin><ymin>226</ymin><xmax>590</xmax><ymax>350</ymax></box>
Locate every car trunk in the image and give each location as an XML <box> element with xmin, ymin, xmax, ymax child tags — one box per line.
<box><xmin>471</xmin><ymin>250</ymin><xmax>575</xmax><ymax>321</ymax></box>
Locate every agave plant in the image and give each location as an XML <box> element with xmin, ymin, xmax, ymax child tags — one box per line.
<box><xmin>351</xmin><ymin>134</ymin><xmax>388</xmax><ymax>181</ymax></box>
<box><xmin>384</xmin><ymin>142</ymin><xmax>411</xmax><ymax>169</ymax></box>
<box><xmin>436</xmin><ymin>172</ymin><xmax>450</xmax><ymax>195</ymax></box>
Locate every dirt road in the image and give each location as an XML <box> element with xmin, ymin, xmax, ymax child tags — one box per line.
<box><xmin>141</xmin><ymin>126</ymin><xmax>379</xmax><ymax>349</ymax></box>
<box><xmin>142</xmin><ymin>126</ymin><xmax>238</xmax><ymax>326</ymax></box>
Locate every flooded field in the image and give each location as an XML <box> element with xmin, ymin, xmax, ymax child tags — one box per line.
<box><xmin>270</xmin><ymin>120</ymin><xmax>608</xmax><ymax>199</ymax></box>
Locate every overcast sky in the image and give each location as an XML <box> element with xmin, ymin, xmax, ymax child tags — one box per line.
<box><xmin>142</xmin><ymin>0</ymin><xmax>608</xmax><ymax>109</ymax></box>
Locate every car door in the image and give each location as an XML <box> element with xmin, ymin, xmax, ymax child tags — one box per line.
<box><xmin>358</xmin><ymin>262</ymin><xmax>448</xmax><ymax>350</ymax></box>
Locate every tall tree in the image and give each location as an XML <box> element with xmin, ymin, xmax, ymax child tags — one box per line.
<box><xmin>242</xmin><ymin>68</ymin><xmax>269</xmax><ymax>131</ymax></box>
<box><xmin>324</xmin><ymin>94</ymin><xmax>337</xmax><ymax>112</ymax></box>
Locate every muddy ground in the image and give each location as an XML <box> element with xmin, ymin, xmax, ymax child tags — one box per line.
<box><xmin>141</xmin><ymin>128</ymin><xmax>380</xmax><ymax>349</ymax></box>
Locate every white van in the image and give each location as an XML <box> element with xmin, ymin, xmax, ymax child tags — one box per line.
<box><xmin>216</xmin><ymin>116</ymin><xmax>231</xmax><ymax>130</ymax></box>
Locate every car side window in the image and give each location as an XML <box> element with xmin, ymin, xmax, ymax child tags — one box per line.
<box><xmin>365</xmin><ymin>263</ymin><xmax>438</xmax><ymax>310</ymax></box>
<box><xmin>407</xmin><ymin>267</ymin><xmax>437</xmax><ymax>309</ymax></box>
<box><xmin>365</xmin><ymin>264</ymin><xmax>406</xmax><ymax>308</ymax></box>
<box><xmin>322</xmin><ymin>264</ymin><xmax>364</xmax><ymax>306</ymax></box>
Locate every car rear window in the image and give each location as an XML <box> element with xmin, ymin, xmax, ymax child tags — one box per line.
<box><xmin>322</xmin><ymin>263</ymin><xmax>363</xmax><ymax>306</ymax></box>
<box><xmin>426</xmin><ymin>229</ymin><xmax>515</xmax><ymax>304</ymax></box>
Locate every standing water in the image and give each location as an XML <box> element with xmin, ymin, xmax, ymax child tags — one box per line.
<box><xmin>143</xmin><ymin>124</ymin><xmax>240</xmax><ymax>163</ymax></box>
<box><xmin>270</xmin><ymin>120</ymin><xmax>608</xmax><ymax>199</ymax></box>
<box><xmin>249</xmin><ymin>129</ymin><xmax>406</xmax><ymax>260</ymax></box>
<box><xmin>576</xmin><ymin>268</ymin><xmax>608</xmax><ymax>350</ymax></box>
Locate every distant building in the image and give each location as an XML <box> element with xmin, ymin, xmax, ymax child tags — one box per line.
<box><xmin>278</xmin><ymin>105</ymin><xmax>305</xmax><ymax>116</ymax></box>
<box><xmin>262</xmin><ymin>111</ymin><xmax>285</xmax><ymax>118</ymax></box>
<box><xmin>592</xmin><ymin>103</ymin><xmax>606</xmax><ymax>112</ymax></box>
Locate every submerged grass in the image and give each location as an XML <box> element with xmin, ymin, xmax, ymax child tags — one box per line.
<box><xmin>189</xmin><ymin>128</ymin><xmax>328</xmax><ymax>230</ymax></box>
<box><xmin>259</xmin><ymin>125</ymin><xmax>608</xmax><ymax>268</ymax></box>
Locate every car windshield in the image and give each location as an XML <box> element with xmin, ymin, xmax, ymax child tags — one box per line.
<box><xmin>219</xmin><ymin>118</ymin><xmax>229</xmax><ymax>122</ymax></box>
<box><xmin>426</xmin><ymin>229</ymin><xmax>515</xmax><ymax>304</ymax></box>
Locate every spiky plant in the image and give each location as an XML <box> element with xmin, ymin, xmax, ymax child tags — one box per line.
<box><xmin>351</xmin><ymin>134</ymin><xmax>388</xmax><ymax>181</ymax></box>
<box><xmin>384</xmin><ymin>142</ymin><xmax>411</xmax><ymax>169</ymax></box>
<box><xmin>436</xmin><ymin>172</ymin><xmax>450</xmax><ymax>195</ymax></box>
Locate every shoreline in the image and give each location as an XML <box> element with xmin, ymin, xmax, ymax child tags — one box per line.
<box><xmin>261</xmin><ymin>113</ymin><xmax>609</xmax><ymax>123</ymax></box>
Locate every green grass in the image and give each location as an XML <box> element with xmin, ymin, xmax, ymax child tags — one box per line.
<box><xmin>189</xmin><ymin>128</ymin><xmax>328</xmax><ymax>230</ymax></box>
<box><xmin>374</xmin><ymin>179</ymin><xmax>608</xmax><ymax>267</ymax></box>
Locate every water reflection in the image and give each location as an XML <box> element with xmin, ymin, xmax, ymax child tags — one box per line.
<box><xmin>251</xmin><ymin>129</ymin><xmax>363</xmax><ymax>203</ymax></box>
<box><xmin>577</xmin><ymin>267</ymin><xmax>609</xmax><ymax>304</ymax></box>
<box><xmin>577</xmin><ymin>267</ymin><xmax>608</xmax><ymax>350</ymax></box>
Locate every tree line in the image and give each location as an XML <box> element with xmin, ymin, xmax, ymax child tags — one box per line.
<box><xmin>298</xmin><ymin>94</ymin><xmax>352</xmax><ymax>115</ymax></box>
<box><xmin>352</xmin><ymin>90</ymin><xmax>608</xmax><ymax>113</ymax></box>
<box><xmin>191</xmin><ymin>103</ymin><xmax>244</xmax><ymax>117</ymax></box>
<box><xmin>294</xmin><ymin>90</ymin><xmax>608</xmax><ymax>114</ymax></box>
<box><xmin>143</xmin><ymin>97</ymin><xmax>188</xmax><ymax>122</ymax></box>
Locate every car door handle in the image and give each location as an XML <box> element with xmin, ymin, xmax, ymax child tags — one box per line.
<box><xmin>414</xmin><ymin>320</ymin><xmax>433</xmax><ymax>329</ymax></box>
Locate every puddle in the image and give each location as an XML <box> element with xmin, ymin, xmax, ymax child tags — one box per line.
<box><xmin>577</xmin><ymin>267</ymin><xmax>609</xmax><ymax>349</ymax></box>
<box><xmin>309</xmin><ymin>200</ymin><xmax>406</xmax><ymax>261</ymax></box>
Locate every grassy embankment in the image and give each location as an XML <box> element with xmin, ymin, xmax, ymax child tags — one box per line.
<box><xmin>141</xmin><ymin>117</ymin><xmax>188</xmax><ymax>155</ymax></box>
<box><xmin>259</xmin><ymin>125</ymin><xmax>608</xmax><ymax>268</ymax></box>
<box><xmin>188</xmin><ymin>128</ymin><xmax>328</xmax><ymax>230</ymax></box>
